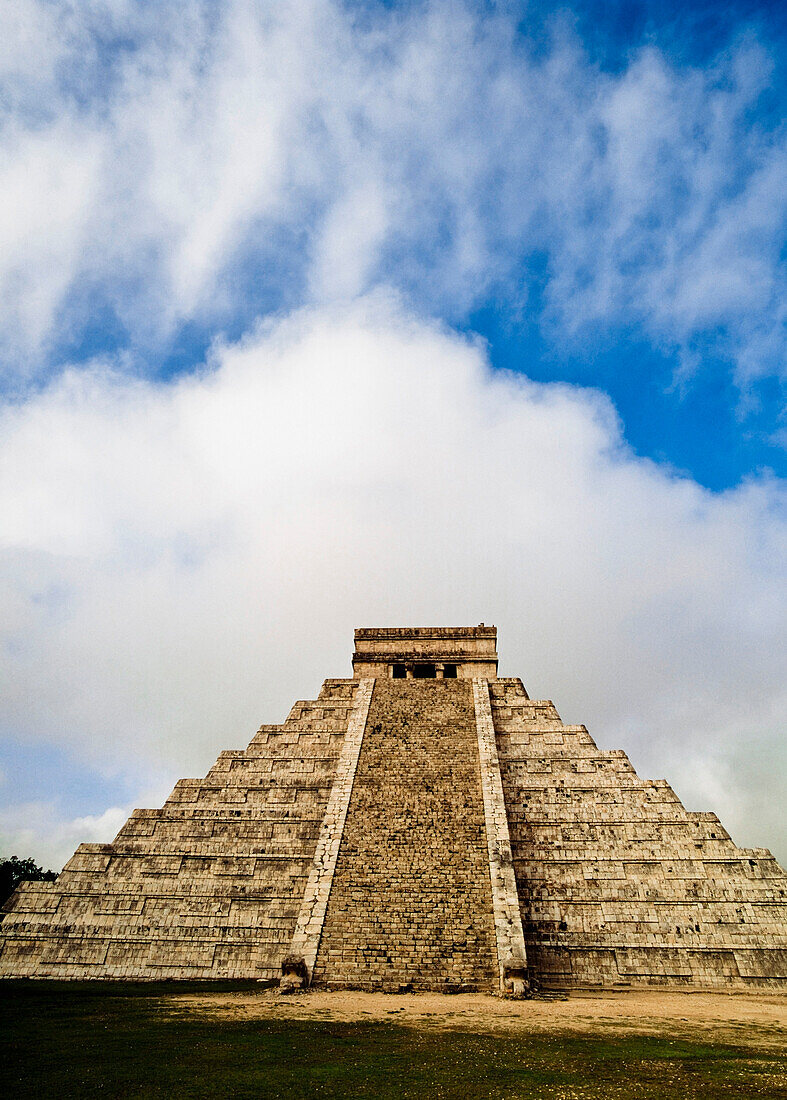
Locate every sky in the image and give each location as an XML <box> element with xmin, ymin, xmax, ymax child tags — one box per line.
<box><xmin>0</xmin><ymin>0</ymin><xmax>785</xmax><ymax>871</ymax></box>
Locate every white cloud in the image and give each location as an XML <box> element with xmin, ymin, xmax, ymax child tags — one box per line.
<box><xmin>0</xmin><ymin>2</ymin><xmax>785</xmax><ymax>390</ymax></box>
<box><xmin>0</xmin><ymin>296</ymin><xmax>784</xmax><ymax>867</ymax></box>
<box><xmin>0</xmin><ymin>801</ymin><xmax>134</xmax><ymax>871</ymax></box>
<box><xmin>0</xmin><ymin>121</ymin><xmax>102</xmax><ymax>360</ymax></box>
<box><xmin>309</xmin><ymin>181</ymin><xmax>391</xmax><ymax>302</ymax></box>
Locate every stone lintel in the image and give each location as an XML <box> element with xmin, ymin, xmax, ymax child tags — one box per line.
<box><xmin>281</xmin><ymin>679</ymin><xmax>374</xmax><ymax>988</ymax></box>
<box><xmin>472</xmin><ymin>678</ymin><xmax>529</xmax><ymax>995</ymax></box>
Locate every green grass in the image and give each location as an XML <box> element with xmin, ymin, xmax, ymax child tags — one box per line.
<box><xmin>2</xmin><ymin>981</ymin><xmax>785</xmax><ymax>1099</ymax></box>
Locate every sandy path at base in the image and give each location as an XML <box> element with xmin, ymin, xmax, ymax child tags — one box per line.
<box><xmin>170</xmin><ymin>989</ymin><xmax>787</xmax><ymax>1052</ymax></box>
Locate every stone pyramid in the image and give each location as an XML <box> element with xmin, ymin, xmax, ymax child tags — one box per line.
<box><xmin>1</xmin><ymin>626</ymin><xmax>786</xmax><ymax>991</ymax></box>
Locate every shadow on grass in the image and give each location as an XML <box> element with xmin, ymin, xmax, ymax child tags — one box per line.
<box><xmin>2</xmin><ymin>981</ymin><xmax>786</xmax><ymax>1099</ymax></box>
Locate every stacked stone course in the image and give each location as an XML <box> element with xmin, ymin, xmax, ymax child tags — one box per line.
<box><xmin>1</xmin><ymin>626</ymin><xmax>786</xmax><ymax>992</ymax></box>
<box><xmin>0</xmin><ymin>680</ymin><xmax>360</xmax><ymax>979</ymax></box>
<box><xmin>490</xmin><ymin>678</ymin><xmax>787</xmax><ymax>988</ymax></box>
<box><xmin>312</xmin><ymin>680</ymin><xmax>499</xmax><ymax>991</ymax></box>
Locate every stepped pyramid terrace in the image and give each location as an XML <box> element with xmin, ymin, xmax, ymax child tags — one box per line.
<box><xmin>1</xmin><ymin>626</ymin><xmax>786</xmax><ymax>992</ymax></box>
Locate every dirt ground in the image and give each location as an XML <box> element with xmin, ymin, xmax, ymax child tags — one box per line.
<box><xmin>171</xmin><ymin>988</ymin><xmax>787</xmax><ymax>1052</ymax></box>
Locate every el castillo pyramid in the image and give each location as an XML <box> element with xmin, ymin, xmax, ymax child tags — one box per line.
<box><xmin>1</xmin><ymin>626</ymin><xmax>786</xmax><ymax>992</ymax></box>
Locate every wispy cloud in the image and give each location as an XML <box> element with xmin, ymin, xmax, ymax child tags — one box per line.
<box><xmin>1</xmin><ymin>1</ymin><xmax>785</xmax><ymax>393</ymax></box>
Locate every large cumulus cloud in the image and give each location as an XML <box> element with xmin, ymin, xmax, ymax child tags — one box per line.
<box><xmin>1</xmin><ymin>295</ymin><xmax>784</xmax><ymax>867</ymax></box>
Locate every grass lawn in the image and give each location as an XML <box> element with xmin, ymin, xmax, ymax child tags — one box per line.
<box><xmin>2</xmin><ymin>981</ymin><xmax>786</xmax><ymax>1099</ymax></box>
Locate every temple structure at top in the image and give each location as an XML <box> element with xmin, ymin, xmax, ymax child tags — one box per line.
<box><xmin>1</xmin><ymin>626</ymin><xmax>785</xmax><ymax>991</ymax></box>
<box><xmin>352</xmin><ymin>625</ymin><xmax>500</xmax><ymax>680</ymax></box>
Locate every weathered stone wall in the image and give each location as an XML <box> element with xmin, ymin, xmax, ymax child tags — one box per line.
<box><xmin>352</xmin><ymin>626</ymin><xmax>499</xmax><ymax>679</ymax></box>
<box><xmin>472</xmin><ymin>679</ymin><xmax>528</xmax><ymax>992</ymax></box>
<box><xmin>284</xmin><ymin>679</ymin><xmax>374</xmax><ymax>984</ymax></box>
<box><xmin>491</xmin><ymin>678</ymin><xmax>787</xmax><ymax>989</ymax></box>
<box><xmin>0</xmin><ymin>680</ymin><xmax>361</xmax><ymax>980</ymax></box>
<box><xmin>2</xmin><ymin>636</ymin><xmax>786</xmax><ymax>991</ymax></box>
<box><xmin>311</xmin><ymin>680</ymin><xmax>499</xmax><ymax>991</ymax></box>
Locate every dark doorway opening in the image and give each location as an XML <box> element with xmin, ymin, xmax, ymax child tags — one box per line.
<box><xmin>443</xmin><ymin>664</ymin><xmax>458</xmax><ymax>678</ymax></box>
<box><xmin>392</xmin><ymin>664</ymin><xmax>407</xmax><ymax>679</ymax></box>
<box><xmin>413</xmin><ymin>663</ymin><xmax>436</xmax><ymax>678</ymax></box>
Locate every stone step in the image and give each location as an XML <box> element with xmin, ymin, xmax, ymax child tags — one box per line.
<box><xmin>311</xmin><ymin>679</ymin><xmax>499</xmax><ymax>992</ymax></box>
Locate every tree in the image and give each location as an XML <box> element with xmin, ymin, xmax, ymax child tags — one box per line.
<box><xmin>0</xmin><ymin>856</ymin><xmax>57</xmax><ymax>907</ymax></box>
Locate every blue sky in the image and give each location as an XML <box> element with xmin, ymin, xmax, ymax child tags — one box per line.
<box><xmin>11</xmin><ymin>0</ymin><xmax>787</xmax><ymax>487</ymax></box>
<box><xmin>0</xmin><ymin>0</ymin><xmax>785</xmax><ymax>868</ymax></box>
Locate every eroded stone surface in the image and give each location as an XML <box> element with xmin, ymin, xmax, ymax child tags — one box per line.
<box><xmin>284</xmin><ymin>678</ymin><xmax>374</xmax><ymax>985</ymax></box>
<box><xmin>311</xmin><ymin>679</ymin><xmax>499</xmax><ymax>991</ymax></box>
<box><xmin>472</xmin><ymin>679</ymin><xmax>529</xmax><ymax>994</ymax></box>
<box><xmin>0</xmin><ymin>680</ymin><xmax>362</xmax><ymax>980</ymax></box>
<box><xmin>490</xmin><ymin>677</ymin><xmax>787</xmax><ymax>988</ymax></box>
<box><xmin>1</xmin><ymin>625</ymin><xmax>785</xmax><ymax>990</ymax></box>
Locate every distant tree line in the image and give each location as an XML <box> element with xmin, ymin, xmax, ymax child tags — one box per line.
<box><xmin>1</xmin><ymin>856</ymin><xmax>57</xmax><ymax>907</ymax></box>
